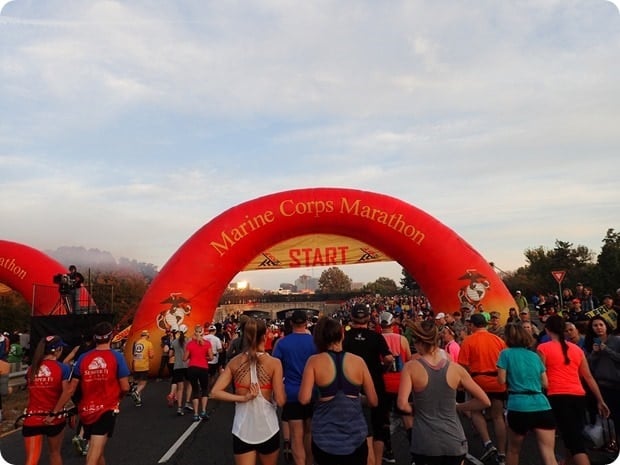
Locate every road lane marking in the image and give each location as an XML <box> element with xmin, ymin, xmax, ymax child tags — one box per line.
<box><xmin>158</xmin><ymin>421</ymin><xmax>201</xmax><ymax>463</ymax></box>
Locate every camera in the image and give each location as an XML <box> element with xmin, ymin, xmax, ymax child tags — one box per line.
<box><xmin>53</xmin><ymin>273</ymin><xmax>75</xmax><ymax>294</ymax></box>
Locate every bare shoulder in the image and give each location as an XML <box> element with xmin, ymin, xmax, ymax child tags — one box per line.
<box><xmin>404</xmin><ymin>357</ymin><xmax>421</xmax><ymax>370</ymax></box>
<box><xmin>228</xmin><ymin>352</ymin><xmax>246</xmax><ymax>370</ymax></box>
<box><xmin>264</xmin><ymin>354</ymin><xmax>282</xmax><ymax>369</ymax></box>
<box><xmin>344</xmin><ymin>351</ymin><xmax>363</xmax><ymax>364</ymax></box>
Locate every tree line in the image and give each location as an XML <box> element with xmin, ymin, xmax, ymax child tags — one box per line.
<box><xmin>1</xmin><ymin>228</ymin><xmax>618</xmax><ymax>332</ymax></box>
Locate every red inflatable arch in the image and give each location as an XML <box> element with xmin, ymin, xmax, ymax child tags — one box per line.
<box><xmin>127</xmin><ymin>188</ymin><xmax>515</xmax><ymax>372</ymax></box>
<box><xmin>0</xmin><ymin>240</ymin><xmax>69</xmax><ymax>315</ymax></box>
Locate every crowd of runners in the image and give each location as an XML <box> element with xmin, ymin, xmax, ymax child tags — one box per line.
<box><xmin>17</xmin><ymin>286</ymin><xmax>620</xmax><ymax>465</ymax></box>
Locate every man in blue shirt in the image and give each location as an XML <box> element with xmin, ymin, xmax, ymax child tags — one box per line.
<box><xmin>273</xmin><ymin>310</ymin><xmax>316</xmax><ymax>465</ymax></box>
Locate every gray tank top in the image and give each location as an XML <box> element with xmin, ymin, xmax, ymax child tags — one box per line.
<box><xmin>410</xmin><ymin>357</ymin><xmax>468</xmax><ymax>457</ymax></box>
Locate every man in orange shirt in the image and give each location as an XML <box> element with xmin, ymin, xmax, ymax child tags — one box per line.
<box><xmin>458</xmin><ymin>313</ymin><xmax>507</xmax><ymax>465</ymax></box>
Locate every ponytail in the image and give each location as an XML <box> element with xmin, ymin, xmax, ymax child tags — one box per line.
<box><xmin>559</xmin><ymin>335</ymin><xmax>570</xmax><ymax>365</ymax></box>
<box><xmin>243</xmin><ymin>319</ymin><xmax>267</xmax><ymax>366</ymax></box>
<box><xmin>545</xmin><ymin>315</ymin><xmax>570</xmax><ymax>365</ymax></box>
<box><xmin>28</xmin><ymin>339</ymin><xmax>46</xmax><ymax>384</ymax></box>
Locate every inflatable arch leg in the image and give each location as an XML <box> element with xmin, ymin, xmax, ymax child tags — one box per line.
<box><xmin>0</xmin><ymin>240</ymin><xmax>70</xmax><ymax>316</ymax></box>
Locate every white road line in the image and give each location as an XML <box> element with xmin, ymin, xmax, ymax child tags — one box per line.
<box><xmin>157</xmin><ymin>421</ymin><xmax>201</xmax><ymax>463</ymax></box>
<box><xmin>465</xmin><ymin>453</ymin><xmax>485</xmax><ymax>465</ymax></box>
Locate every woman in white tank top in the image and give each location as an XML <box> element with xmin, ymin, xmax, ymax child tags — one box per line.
<box><xmin>211</xmin><ymin>319</ymin><xmax>286</xmax><ymax>465</ymax></box>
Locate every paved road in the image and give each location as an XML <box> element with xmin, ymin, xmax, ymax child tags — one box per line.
<box><xmin>0</xmin><ymin>379</ymin><xmax>617</xmax><ymax>465</ymax></box>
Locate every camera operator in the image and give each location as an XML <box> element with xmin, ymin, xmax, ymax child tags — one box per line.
<box><xmin>54</xmin><ymin>266</ymin><xmax>85</xmax><ymax>314</ymax></box>
<box><xmin>67</xmin><ymin>265</ymin><xmax>84</xmax><ymax>313</ymax></box>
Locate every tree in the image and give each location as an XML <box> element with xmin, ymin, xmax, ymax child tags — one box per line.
<box><xmin>595</xmin><ymin>229</ymin><xmax>620</xmax><ymax>294</ymax></box>
<box><xmin>522</xmin><ymin>240</ymin><xmax>595</xmax><ymax>294</ymax></box>
<box><xmin>362</xmin><ymin>277</ymin><xmax>399</xmax><ymax>296</ymax></box>
<box><xmin>0</xmin><ymin>291</ymin><xmax>31</xmax><ymax>332</ymax></box>
<box><xmin>400</xmin><ymin>268</ymin><xmax>419</xmax><ymax>294</ymax></box>
<box><xmin>317</xmin><ymin>267</ymin><xmax>352</xmax><ymax>293</ymax></box>
<box><xmin>89</xmin><ymin>269</ymin><xmax>150</xmax><ymax>325</ymax></box>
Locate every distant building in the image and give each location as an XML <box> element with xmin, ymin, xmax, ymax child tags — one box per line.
<box><xmin>351</xmin><ymin>282</ymin><xmax>364</xmax><ymax>291</ymax></box>
<box><xmin>279</xmin><ymin>283</ymin><xmax>296</xmax><ymax>293</ymax></box>
<box><xmin>295</xmin><ymin>275</ymin><xmax>318</xmax><ymax>292</ymax></box>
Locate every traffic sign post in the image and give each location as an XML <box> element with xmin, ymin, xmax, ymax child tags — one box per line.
<box><xmin>552</xmin><ymin>270</ymin><xmax>566</xmax><ymax>311</ymax></box>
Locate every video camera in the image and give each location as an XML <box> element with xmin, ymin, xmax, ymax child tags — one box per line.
<box><xmin>53</xmin><ymin>273</ymin><xmax>76</xmax><ymax>294</ymax></box>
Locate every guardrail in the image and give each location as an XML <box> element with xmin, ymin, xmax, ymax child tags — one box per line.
<box><xmin>1</xmin><ymin>369</ymin><xmax>27</xmax><ymax>395</ymax></box>
<box><xmin>9</xmin><ymin>370</ymin><xmax>26</xmax><ymax>380</ymax></box>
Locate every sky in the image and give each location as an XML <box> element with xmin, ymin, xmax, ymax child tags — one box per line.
<box><xmin>1</xmin><ymin>0</ymin><xmax>619</xmax><ymax>291</ymax></box>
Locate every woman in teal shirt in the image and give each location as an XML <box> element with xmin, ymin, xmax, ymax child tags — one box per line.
<box><xmin>497</xmin><ymin>323</ymin><xmax>558</xmax><ymax>465</ymax></box>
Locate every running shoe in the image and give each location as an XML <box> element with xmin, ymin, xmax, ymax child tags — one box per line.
<box><xmin>166</xmin><ymin>393</ymin><xmax>175</xmax><ymax>407</ymax></box>
<box><xmin>283</xmin><ymin>440</ymin><xmax>292</xmax><ymax>461</ymax></box>
<box><xmin>382</xmin><ymin>448</ymin><xmax>396</xmax><ymax>463</ymax></box>
<box><xmin>192</xmin><ymin>414</ymin><xmax>200</xmax><ymax>422</ymax></box>
<box><xmin>81</xmin><ymin>439</ymin><xmax>89</xmax><ymax>456</ymax></box>
<box><xmin>176</xmin><ymin>407</ymin><xmax>184</xmax><ymax>416</ymax></box>
<box><xmin>130</xmin><ymin>390</ymin><xmax>140</xmax><ymax>403</ymax></box>
<box><xmin>480</xmin><ymin>443</ymin><xmax>498</xmax><ymax>463</ymax></box>
<box><xmin>200</xmin><ymin>411</ymin><xmax>210</xmax><ymax>421</ymax></box>
<box><xmin>184</xmin><ymin>402</ymin><xmax>194</xmax><ymax>412</ymax></box>
<box><xmin>72</xmin><ymin>435</ymin><xmax>83</xmax><ymax>455</ymax></box>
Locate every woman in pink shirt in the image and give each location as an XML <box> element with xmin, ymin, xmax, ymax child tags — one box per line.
<box><xmin>183</xmin><ymin>325</ymin><xmax>214</xmax><ymax>421</ymax></box>
<box><xmin>537</xmin><ymin>315</ymin><xmax>609</xmax><ymax>465</ymax></box>
<box><xmin>442</xmin><ymin>326</ymin><xmax>461</xmax><ymax>362</ymax></box>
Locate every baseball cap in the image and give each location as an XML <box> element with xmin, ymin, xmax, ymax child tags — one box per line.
<box><xmin>380</xmin><ymin>311</ymin><xmax>394</xmax><ymax>327</ymax></box>
<box><xmin>470</xmin><ymin>313</ymin><xmax>487</xmax><ymax>328</ymax></box>
<box><xmin>519</xmin><ymin>308</ymin><xmax>530</xmax><ymax>314</ymax></box>
<box><xmin>572</xmin><ymin>298</ymin><xmax>581</xmax><ymax>304</ymax></box>
<box><xmin>351</xmin><ymin>304</ymin><xmax>370</xmax><ymax>319</ymax></box>
<box><xmin>141</xmin><ymin>330</ymin><xmax>149</xmax><ymax>336</ymax></box>
<box><xmin>435</xmin><ymin>312</ymin><xmax>446</xmax><ymax>320</ymax></box>
<box><xmin>516</xmin><ymin>290</ymin><xmax>522</xmax><ymax>294</ymax></box>
<box><xmin>178</xmin><ymin>324</ymin><xmax>188</xmax><ymax>333</ymax></box>
<box><xmin>208</xmin><ymin>324</ymin><xmax>216</xmax><ymax>331</ymax></box>
<box><xmin>45</xmin><ymin>335</ymin><xmax>68</xmax><ymax>353</ymax></box>
<box><xmin>291</xmin><ymin>310</ymin><xmax>308</xmax><ymax>324</ymax></box>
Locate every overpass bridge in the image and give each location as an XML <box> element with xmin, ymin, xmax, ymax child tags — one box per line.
<box><xmin>213</xmin><ymin>300</ymin><xmax>342</xmax><ymax>322</ymax></box>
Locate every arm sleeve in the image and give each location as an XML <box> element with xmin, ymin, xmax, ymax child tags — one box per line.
<box><xmin>496</xmin><ymin>350</ymin><xmax>507</xmax><ymax>370</ymax></box>
<box><xmin>113</xmin><ymin>351</ymin><xmax>131</xmax><ymax>378</ymax></box>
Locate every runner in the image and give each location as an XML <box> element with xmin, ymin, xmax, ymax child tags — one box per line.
<box><xmin>211</xmin><ymin>318</ymin><xmax>285</xmax><ymax>465</ymax></box>
<box><xmin>272</xmin><ymin>310</ymin><xmax>317</xmax><ymax>465</ymax></box>
<box><xmin>23</xmin><ymin>335</ymin><xmax>74</xmax><ymax>465</ymax></box>
<box><xmin>168</xmin><ymin>324</ymin><xmax>192</xmax><ymax>415</ymax></box>
<box><xmin>183</xmin><ymin>325</ymin><xmax>214</xmax><ymax>421</ymax></box>
<box><xmin>130</xmin><ymin>330</ymin><xmax>154</xmax><ymax>407</ymax></box>
<box><xmin>458</xmin><ymin>313</ymin><xmax>508</xmax><ymax>465</ymax></box>
<box><xmin>299</xmin><ymin>316</ymin><xmax>377</xmax><ymax>465</ymax></box>
<box><xmin>398</xmin><ymin>320</ymin><xmax>491</xmax><ymax>465</ymax></box>
<box><xmin>204</xmin><ymin>324</ymin><xmax>223</xmax><ymax>394</ymax></box>
<box><xmin>497</xmin><ymin>323</ymin><xmax>557</xmax><ymax>465</ymax></box>
<box><xmin>69</xmin><ymin>321</ymin><xmax>131</xmax><ymax>465</ymax></box>
<box><xmin>343</xmin><ymin>303</ymin><xmax>394</xmax><ymax>465</ymax></box>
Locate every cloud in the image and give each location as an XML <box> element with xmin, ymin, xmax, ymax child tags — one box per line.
<box><xmin>1</xmin><ymin>0</ymin><xmax>618</xmax><ymax>288</ymax></box>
